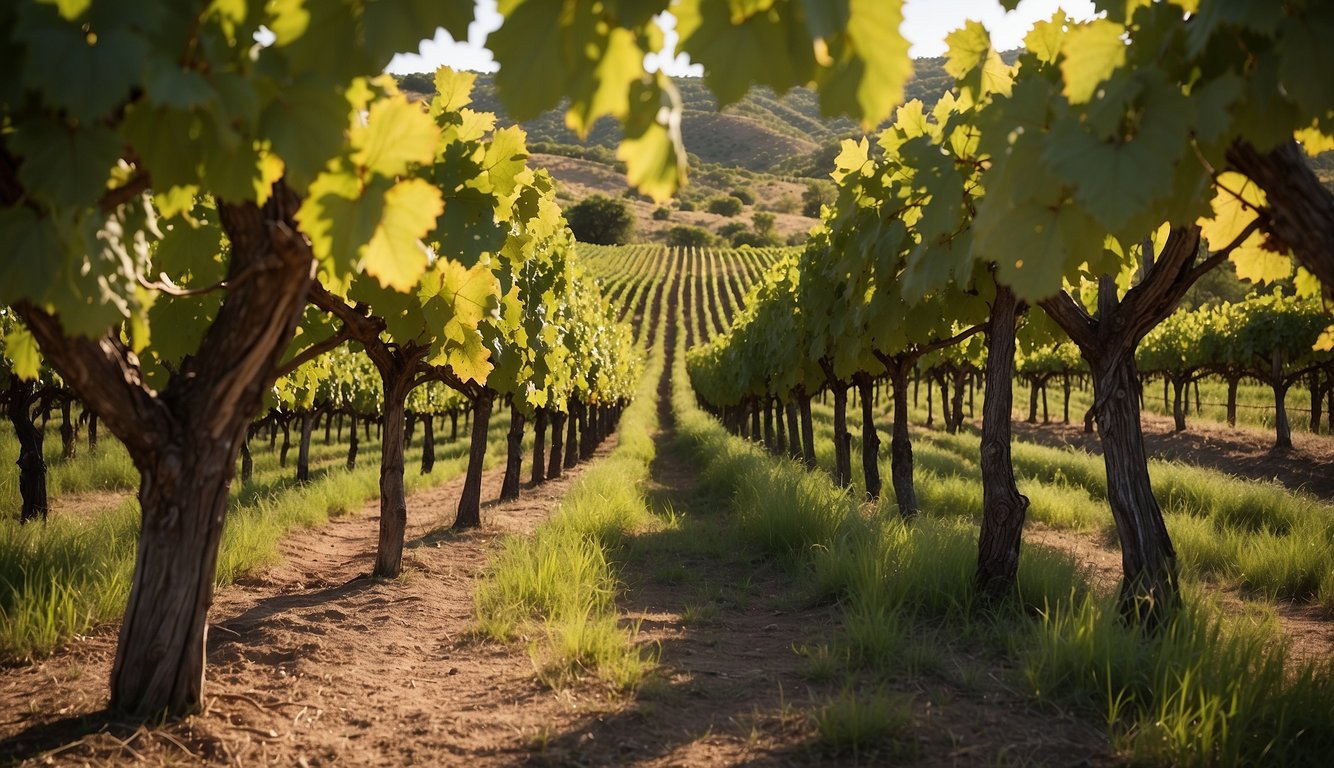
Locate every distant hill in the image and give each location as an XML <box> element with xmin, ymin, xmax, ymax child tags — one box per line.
<box><xmin>398</xmin><ymin>56</ymin><xmax>960</xmax><ymax>177</ymax></box>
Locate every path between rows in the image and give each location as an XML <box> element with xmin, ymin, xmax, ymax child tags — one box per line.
<box><xmin>0</xmin><ymin>442</ymin><xmax>629</xmax><ymax>766</ymax></box>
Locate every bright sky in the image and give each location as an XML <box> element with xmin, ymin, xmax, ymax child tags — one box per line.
<box><xmin>386</xmin><ymin>0</ymin><xmax>1097</xmax><ymax>75</ymax></box>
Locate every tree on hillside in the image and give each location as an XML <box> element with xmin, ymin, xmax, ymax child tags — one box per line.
<box><xmin>707</xmin><ymin>196</ymin><xmax>744</xmax><ymax>216</ymax></box>
<box><xmin>567</xmin><ymin>195</ymin><xmax>635</xmax><ymax>245</ymax></box>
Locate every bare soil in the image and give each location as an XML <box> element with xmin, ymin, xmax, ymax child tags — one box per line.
<box><xmin>0</xmin><ymin>445</ymin><xmax>629</xmax><ymax>767</ymax></box>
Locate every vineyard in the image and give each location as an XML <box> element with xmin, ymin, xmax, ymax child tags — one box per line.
<box><xmin>3</xmin><ymin>0</ymin><xmax>1334</xmax><ymax>765</ymax></box>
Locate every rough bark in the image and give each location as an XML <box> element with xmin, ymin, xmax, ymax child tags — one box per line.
<box><xmin>279</xmin><ymin>417</ymin><xmax>291</xmax><ymax>468</ymax></box>
<box><xmin>564</xmin><ymin>401</ymin><xmax>580</xmax><ymax>469</ymax></box>
<box><xmin>531</xmin><ymin>407</ymin><xmax>548</xmax><ymax>485</ymax></box>
<box><xmin>1093</xmin><ymin>353</ymin><xmax>1180</xmax><ymax>625</ymax></box>
<box><xmin>373</xmin><ymin>368</ymin><xmax>415</xmax><ymax>578</ymax></box>
<box><xmin>1226</xmin><ymin>376</ymin><xmax>1239</xmax><ymax>427</ymax></box>
<box><xmin>347</xmin><ymin>414</ymin><xmax>359</xmax><ymax>471</ymax></box>
<box><xmin>762</xmin><ymin>397</ymin><xmax>775</xmax><ymax>452</ymax></box>
<box><xmin>59</xmin><ymin>398</ymin><xmax>75</xmax><ymax>460</ymax></box>
<box><xmin>1226</xmin><ymin>139</ymin><xmax>1334</xmax><ymax>292</ymax></box>
<box><xmin>239</xmin><ymin>432</ymin><xmax>253</xmax><ymax>485</ymax></box>
<box><xmin>6</xmin><ymin>378</ymin><xmax>48</xmax><ymax>523</ymax></box>
<box><xmin>296</xmin><ymin>409</ymin><xmax>316</xmax><ymax>483</ymax></box>
<box><xmin>855</xmin><ymin>374</ymin><xmax>881</xmax><ymax>501</ymax></box>
<box><xmin>420</xmin><ymin>414</ymin><xmax>435</xmax><ymax>475</ymax></box>
<box><xmin>1171</xmin><ymin>377</ymin><xmax>1187</xmax><ymax>432</ymax></box>
<box><xmin>14</xmin><ymin>182</ymin><xmax>317</xmax><ymax>717</ymax></box>
<box><xmin>87</xmin><ymin>411</ymin><xmax>98</xmax><ymax>451</ymax></box>
<box><xmin>1062</xmin><ymin>375</ymin><xmax>1072</xmax><ymax>424</ymax></box>
<box><xmin>500</xmin><ymin>400</ymin><xmax>524</xmax><ymax>502</ymax></box>
<box><xmin>1309</xmin><ymin>371</ymin><xmax>1323</xmax><ymax>433</ymax></box>
<box><xmin>547</xmin><ymin>410</ymin><xmax>566</xmax><ymax>479</ymax></box>
<box><xmin>888</xmin><ymin>367</ymin><xmax>917</xmax><ymax>518</ymax></box>
<box><xmin>774</xmin><ymin>398</ymin><xmax>787</xmax><ymax>455</ymax></box>
<box><xmin>1027</xmin><ymin>378</ymin><xmax>1040</xmax><ymax>423</ymax></box>
<box><xmin>830</xmin><ymin>382</ymin><xmax>852</xmax><ymax>488</ymax></box>
<box><xmin>975</xmin><ymin>285</ymin><xmax>1030</xmax><ymax>601</ymax></box>
<box><xmin>1271</xmin><ymin>349</ymin><xmax>1293</xmax><ymax>449</ymax></box>
<box><xmin>798</xmin><ymin>390</ymin><xmax>816</xmax><ymax>469</ymax></box>
<box><xmin>454</xmin><ymin>391</ymin><xmax>495</xmax><ymax>528</ymax></box>
<box><xmin>785</xmin><ymin>401</ymin><xmax>801</xmax><ymax>461</ymax></box>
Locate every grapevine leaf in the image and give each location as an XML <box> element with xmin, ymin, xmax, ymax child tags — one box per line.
<box><xmin>489</xmin><ymin>0</ymin><xmax>568</xmax><ymax>121</ymax></box>
<box><xmin>352</xmin><ymin>95</ymin><xmax>440</xmax><ymax>178</ymax></box>
<box><xmin>2</xmin><ymin>325</ymin><xmax>41</xmax><ymax>380</ymax></box>
<box><xmin>1059</xmin><ymin>20</ymin><xmax>1126</xmax><ymax>104</ymax></box>
<box><xmin>0</xmin><ymin>208</ymin><xmax>61</xmax><ymax>304</ymax></box>
<box><xmin>18</xmin><ymin>11</ymin><xmax>146</xmax><ymax>121</ymax></box>
<box><xmin>362</xmin><ymin>178</ymin><xmax>444</xmax><ymax>291</ymax></box>
<box><xmin>259</xmin><ymin>76</ymin><xmax>353</xmax><ymax>188</ymax></box>
<box><xmin>8</xmin><ymin>118</ymin><xmax>121</xmax><ymax>209</ymax></box>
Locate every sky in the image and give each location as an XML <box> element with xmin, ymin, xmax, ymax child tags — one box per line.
<box><xmin>386</xmin><ymin>0</ymin><xmax>1098</xmax><ymax>75</ymax></box>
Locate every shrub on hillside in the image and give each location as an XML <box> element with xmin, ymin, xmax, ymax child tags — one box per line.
<box><xmin>752</xmin><ymin>211</ymin><xmax>776</xmax><ymax>237</ymax></box>
<box><xmin>652</xmin><ymin>206</ymin><xmax>671</xmax><ymax>221</ymax></box>
<box><xmin>802</xmin><ymin>182</ymin><xmax>833</xmax><ymax>218</ymax></box>
<box><xmin>717</xmin><ymin>221</ymin><xmax>749</xmax><ymax>240</ymax></box>
<box><xmin>707</xmin><ymin>196</ymin><xmax>744</xmax><ymax>217</ymax></box>
<box><xmin>665</xmin><ymin>225</ymin><xmax>716</xmax><ymax>248</ymax></box>
<box><xmin>567</xmin><ymin>195</ymin><xmax>635</xmax><ymax>245</ymax></box>
<box><xmin>729</xmin><ymin>187</ymin><xmax>756</xmax><ymax>205</ymax></box>
<box><xmin>677</xmin><ymin>199</ymin><xmax>696</xmax><ymax>212</ymax></box>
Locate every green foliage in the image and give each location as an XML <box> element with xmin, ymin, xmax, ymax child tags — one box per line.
<box><xmin>706</xmin><ymin>196</ymin><xmax>744</xmax><ymax>217</ymax></box>
<box><xmin>566</xmin><ymin>195</ymin><xmax>636</xmax><ymax>245</ymax></box>
<box><xmin>651</xmin><ymin>206</ymin><xmax>671</xmax><ymax>221</ymax></box>
<box><xmin>665</xmin><ymin>226</ymin><xmax>716</xmax><ymax>248</ymax></box>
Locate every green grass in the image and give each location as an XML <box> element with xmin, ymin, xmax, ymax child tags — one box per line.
<box><xmin>674</xmin><ymin>345</ymin><xmax>1334</xmax><ymax>765</ymax></box>
<box><xmin>474</xmin><ymin>274</ymin><xmax>666</xmax><ymax>691</ymax></box>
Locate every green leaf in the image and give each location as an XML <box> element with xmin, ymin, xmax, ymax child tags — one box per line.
<box><xmin>1043</xmin><ymin>81</ymin><xmax>1191</xmax><ymax>238</ymax></box>
<box><xmin>0</xmin><ymin>208</ymin><xmax>61</xmax><ymax>304</ymax></box>
<box><xmin>1059</xmin><ymin>20</ymin><xmax>1126</xmax><ymax>104</ymax></box>
<box><xmin>489</xmin><ymin>0</ymin><xmax>568</xmax><ymax>120</ymax></box>
<box><xmin>676</xmin><ymin>0</ymin><xmax>815</xmax><ymax>107</ymax></box>
<box><xmin>19</xmin><ymin>10</ymin><xmax>146</xmax><ymax>121</ymax></box>
<box><xmin>352</xmin><ymin>94</ymin><xmax>440</xmax><ymax>177</ymax></box>
<box><xmin>978</xmin><ymin>199</ymin><xmax>1104</xmax><ymax>302</ymax></box>
<box><xmin>259</xmin><ymin>75</ymin><xmax>353</xmax><ymax>189</ymax></box>
<box><xmin>432</xmin><ymin>67</ymin><xmax>477</xmax><ymax>114</ymax></box>
<box><xmin>945</xmin><ymin>20</ymin><xmax>1011</xmax><ymax>100</ymax></box>
<box><xmin>2</xmin><ymin>325</ymin><xmax>41</xmax><ymax>381</ymax></box>
<box><xmin>1023</xmin><ymin>11</ymin><xmax>1067</xmax><ymax>64</ymax></box>
<box><xmin>563</xmin><ymin>26</ymin><xmax>645</xmax><ymax>138</ymax></box>
<box><xmin>815</xmin><ymin>0</ymin><xmax>912</xmax><ymax>127</ymax></box>
<box><xmin>479</xmin><ymin>125</ymin><xmax>529</xmax><ymax>198</ymax></box>
<box><xmin>361</xmin><ymin>178</ymin><xmax>444</xmax><ymax>291</ymax></box>
<box><xmin>362</xmin><ymin>0</ymin><xmax>476</xmax><ymax>67</ymax></box>
<box><xmin>8</xmin><ymin>117</ymin><xmax>122</xmax><ymax>209</ymax></box>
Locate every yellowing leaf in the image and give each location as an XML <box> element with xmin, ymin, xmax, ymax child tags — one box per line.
<box><xmin>351</xmin><ymin>95</ymin><xmax>439</xmax><ymax>177</ymax></box>
<box><xmin>3</xmin><ymin>326</ymin><xmax>41</xmax><ymax>381</ymax></box>
<box><xmin>1199</xmin><ymin>170</ymin><xmax>1283</xmax><ymax>284</ymax></box>
<box><xmin>432</xmin><ymin>67</ymin><xmax>477</xmax><ymax>114</ymax></box>
<box><xmin>1316</xmin><ymin>324</ymin><xmax>1334</xmax><ymax>352</ymax></box>
<box><xmin>362</xmin><ymin>178</ymin><xmax>444</xmax><ymax>291</ymax></box>
<box><xmin>1060</xmin><ymin>20</ymin><xmax>1126</xmax><ymax>104</ymax></box>
<box><xmin>1296</xmin><ymin>124</ymin><xmax>1334</xmax><ymax>156</ymax></box>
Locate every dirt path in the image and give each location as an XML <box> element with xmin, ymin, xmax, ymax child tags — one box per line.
<box><xmin>0</xmin><ymin>443</ymin><xmax>624</xmax><ymax>766</ymax></box>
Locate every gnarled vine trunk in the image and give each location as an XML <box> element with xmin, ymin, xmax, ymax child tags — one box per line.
<box><xmin>798</xmin><ymin>390</ymin><xmax>816</xmax><ymax>469</ymax></box>
<box><xmin>855</xmin><ymin>374</ymin><xmax>881</xmax><ymax>501</ymax></box>
<box><xmin>420</xmin><ymin>414</ymin><xmax>435</xmax><ymax>475</ymax></box>
<box><xmin>454</xmin><ymin>391</ymin><xmax>495</xmax><ymax>529</ymax></box>
<box><xmin>6</xmin><ymin>378</ymin><xmax>47</xmax><ymax>524</ymax></box>
<box><xmin>347</xmin><ymin>414</ymin><xmax>360</xmax><ymax>471</ymax></box>
<box><xmin>531</xmin><ymin>407</ymin><xmax>547</xmax><ymax>485</ymax></box>
<box><xmin>888</xmin><ymin>367</ymin><xmax>916</xmax><ymax>518</ymax></box>
<box><xmin>830</xmin><ymin>382</ymin><xmax>851</xmax><ymax>489</ymax></box>
<box><xmin>547</xmin><ymin>410</ymin><xmax>566</xmax><ymax>479</ymax></box>
<box><xmin>500</xmin><ymin>401</ymin><xmax>524</xmax><ymax>502</ymax></box>
<box><xmin>975</xmin><ymin>285</ymin><xmax>1029</xmax><ymax>600</ymax></box>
